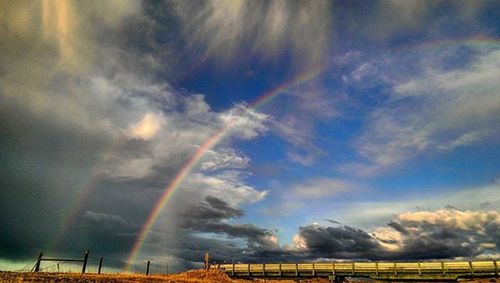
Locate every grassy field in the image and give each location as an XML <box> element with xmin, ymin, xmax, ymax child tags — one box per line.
<box><xmin>0</xmin><ymin>269</ymin><xmax>496</xmax><ymax>282</ymax></box>
<box><xmin>0</xmin><ymin>269</ymin><xmax>329</xmax><ymax>282</ymax></box>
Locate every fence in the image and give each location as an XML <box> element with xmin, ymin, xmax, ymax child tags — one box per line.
<box><xmin>24</xmin><ymin>251</ymin><xmax>500</xmax><ymax>282</ymax></box>
<box><xmin>31</xmin><ymin>250</ymin><xmax>166</xmax><ymax>276</ymax></box>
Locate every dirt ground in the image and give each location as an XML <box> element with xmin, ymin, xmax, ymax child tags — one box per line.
<box><xmin>0</xmin><ymin>269</ymin><xmax>496</xmax><ymax>283</ymax></box>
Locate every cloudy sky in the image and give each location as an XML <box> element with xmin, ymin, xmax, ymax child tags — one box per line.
<box><xmin>1</xmin><ymin>0</ymin><xmax>500</xmax><ymax>274</ymax></box>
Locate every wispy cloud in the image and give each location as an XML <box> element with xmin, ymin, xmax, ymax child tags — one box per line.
<box><xmin>175</xmin><ymin>0</ymin><xmax>332</xmax><ymax>69</ymax></box>
<box><xmin>340</xmin><ymin>48</ymin><xmax>500</xmax><ymax>176</ymax></box>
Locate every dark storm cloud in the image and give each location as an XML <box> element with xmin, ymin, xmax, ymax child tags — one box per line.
<box><xmin>296</xmin><ymin>225</ymin><xmax>385</xmax><ymax>259</ymax></box>
<box><xmin>387</xmin><ymin>221</ymin><xmax>409</xmax><ymax>235</ymax></box>
<box><xmin>181</xmin><ymin>196</ymin><xmax>243</xmax><ymax>221</ymax></box>
<box><xmin>168</xmin><ymin>208</ymin><xmax>500</xmax><ymax>264</ymax></box>
<box><xmin>291</xmin><ymin>209</ymin><xmax>500</xmax><ymax>261</ymax></box>
<box><xmin>179</xmin><ymin>196</ymin><xmax>276</xmax><ymax>249</ymax></box>
<box><xmin>0</xmin><ymin>95</ymin><xmax>113</xmax><ymax>260</ymax></box>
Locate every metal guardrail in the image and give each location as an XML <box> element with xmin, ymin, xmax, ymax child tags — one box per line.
<box><xmin>213</xmin><ymin>260</ymin><xmax>499</xmax><ymax>281</ymax></box>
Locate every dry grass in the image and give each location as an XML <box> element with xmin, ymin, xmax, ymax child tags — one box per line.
<box><xmin>0</xmin><ymin>270</ymin><xmax>496</xmax><ymax>283</ymax></box>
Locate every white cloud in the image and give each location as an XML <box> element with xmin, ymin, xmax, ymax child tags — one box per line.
<box><xmin>176</xmin><ymin>0</ymin><xmax>332</xmax><ymax>68</ymax></box>
<box><xmin>371</xmin><ymin>208</ymin><xmax>500</xmax><ymax>254</ymax></box>
<box><xmin>220</xmin><ymin>104</ymin><xmax>268</xmax><ymax>140</ymax></box>
<box><xmin>338</xmin><ymin>181</ymin><xmax>500</xmax><ymax>229</ymax></box>
<box><xmin>184</xmin><ymin>172</ymin><xmax>268</xmax><ymax>207</ymax></box>
<box><xmin>127</xmin><ymin>112</ymin><xmax>164</xmax><ymax>140</ymax></box>
<box><xmin>289</xmin><ymin>178</ymin><xmax>352</xmax><ymax>199</ymax></box>
<box><xmin>201</xmin><ymin>148</ymin><xmax>250</xmax><ymax>171</ymax></box>
<box><xmin>344</xmin><ymin>48</ymin><xmax>500</xmax><ymax>175</ymax></box>
<box><xmin>396</xmin><ymin>209</ymin><xmax>500</xmax><ymax>232</ymax></box>
<box><xmin>261</xmin><ymin>178</ymin><xmax>360</xmax><ymax>217</ymax></box>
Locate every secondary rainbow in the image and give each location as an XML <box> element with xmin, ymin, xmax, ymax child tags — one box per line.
<box><xmin>124</xmin><ymin>66</ymin><xmax>324</xmax><ymax>271</ymax></box>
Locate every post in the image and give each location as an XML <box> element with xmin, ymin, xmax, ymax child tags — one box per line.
<box><xmin>469</xmin><ymin>261</ymin><xmax>473</xmax><ymax>276</ymax></box>
<box><xmin>375</xmin><ymin>262</ymin><xmax>379</xmax><ymax>276</ymax></box>
<box><xmin>98</xmin><ymin>257</ymin><xmax>103</xmax><ymax>274</ymax></box>
<box><xmin>394</xmin><ymin>262</ymin><xmax>397</xmax><ymax>276</ymax></box>
<box><xmin>313</xmin><ymin>262</ymin><xmax>316</xmax><ymax>276</ymax></box>
<box><xmin>295</xmin><ymin>263</ymin><xmax>298</xmax><ymax>276</ymax></box>
<box><xmin>279</xmin><ymin>263</ymin><xmax>282</xmax><ymax>276</ymax></box>
<box><xmin>418</xmin><ymin>262</ymin><xmax>421</xmax><ymax>276</ymax></box>
<box><xmin>352</xmin><ymin>262</ymin><xmax>355</xmax><ymax>275</ymax></box>
<box><xmin>332</xmin><ymin>262</ymin><xmax>335</xmax><ymax>275</ymax></box>
<box><xmin>81</xmin><ymin>250</ymin><xmax>89</xmax><ymax>274</ymax></box>
<box><xmin>494</xmin><ymin>260</ymin><xmax>497</xmax><ymax>277</ymax></box>
<box><xmin>35</xmin><ymin>252</ymin><xmax>43</xmax><ymax>272</ymax></box>
<box><xmin>248</xmin><ymin>264</ymin><xmax>250</xmax><ymax>276</ymax></box>
<box><xmin>263</xmin><ymin>263</ymin><xmax>266</xmax><ymax>276</ymax></box>
<box><xmin>232</xmin><ymin>259</ymin><xmax>235</xmax><ymax>276</ymax></box>
<box><xmin>204</xmin><ymin>251</ymin><xmax>209</xmax><ymax>270</ymax></box>
<box><xmin>146</xmin><ymin>260</ymin><xmax>150</xmax><ymax>275</ymax></box>
<box><xmin>441</xmin><ymin>261</ymin><xmax>445</xmax><ymax>275</ymax></box>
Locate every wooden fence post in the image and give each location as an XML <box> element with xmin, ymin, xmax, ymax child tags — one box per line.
<box><xmin>146</xmin><ymin>260</ymin><xmax>151</xmax><ymax>275</ymax></box>
<box><xmin>35</xmin><ymin>252</ymin><xmax>43</xmax><ymax>272</ymax></box>
<box><xmin>494</xmin><ymin>260</ymin><xmax>498</xmax><ymax>277</ymax></box>
<box><xmin>98</xmin><ymin>257</ymin><xmax>103</xmax><ymax>274</ymax></box>
<box><xmin>81</xmin><ymin>250</ymin><xmax>89</xmax><ymax>274</ymax></box>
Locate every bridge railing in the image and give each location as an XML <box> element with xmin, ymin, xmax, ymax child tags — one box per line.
<box><xmin>212</xmin><ymin>260</ymin><xmax>499</xmax><ymax>279</ymax></box>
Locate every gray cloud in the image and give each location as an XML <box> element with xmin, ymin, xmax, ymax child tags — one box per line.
<box><xmin>181</xmin><ymin>196</ymin><xmax>244</xmax><ymax>221</ymax></box>
<box><xmin>296</xmin><ymin>224</ymin><xmax>384</xmax><ymax>259</ymax></box>
<box><xmin>0</xmin><ymin>0</ymin><xmax>269</xmax><ymax>269</ymax></box>
<box><xmin>179</xmin><ymin>196</ymin><xmax>278</xmax><ymax>250</ymax></box>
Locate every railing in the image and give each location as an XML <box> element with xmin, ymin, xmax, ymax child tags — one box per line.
<box><xmin>214</xmin><ymin>260</ymin><xmax>499</xmax><ymax>280</ymax></box>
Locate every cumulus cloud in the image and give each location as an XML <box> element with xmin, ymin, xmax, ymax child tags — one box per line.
<box><xmin>127</xmin><ymin>112</ymin><xmax>164</xmax><ymax>140</ymax></box>
<box><xmin>289</xmin><ymin>208</ymin><xmax>500</xmax><ymax>261</ymax></box>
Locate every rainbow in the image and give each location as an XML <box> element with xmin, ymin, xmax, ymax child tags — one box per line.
<box><xmin>124</xmin><ymin>66</ymin><xmax>324</xmax><ymax>271</ymax></box>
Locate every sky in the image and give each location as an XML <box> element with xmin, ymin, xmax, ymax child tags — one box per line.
<box><xmin>1</xmin><ymin>0</ymin><xmax>500</xmax><ymax>274</ymax></box>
